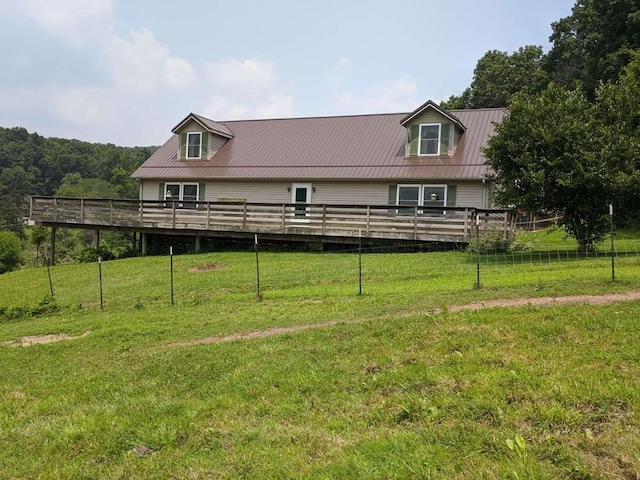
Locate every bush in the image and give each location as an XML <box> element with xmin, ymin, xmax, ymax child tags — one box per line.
<box><xmin>0</xmin><ymin>231</ymin><xmax>23</xmax><ymax>274</ymax></box>
<box><xmin>466</xmin><ymin>228</ymin><xmax>533</xmax><ymax>254</ymax></box>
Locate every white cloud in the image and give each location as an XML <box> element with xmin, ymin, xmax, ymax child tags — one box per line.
<box><xmin>203</xmin><ymin>95</ymin><xmax>251</xmax><ymax>121</ymax></box>
<box><xmin>333</xmin><ymin>77</ymin><xmax>419</xmax><ymax>114</ymax></box>
<box><xmin>12</xmin><ymin>0</ymin><xmax>113</xmax><ymax>45</ymax></box>
<box><xmin>51</xmin><ymin>85</ymin><xmax>120</xmax><ymax>127</ymax></box>
<box><xmin>255</xmin><ymin>94</ymin><xmax>293</xmax><ymax>118</ymax></box>
<box><xmin>105</xmin><ymin>28</ymin><xmax>198</xmax><ymax>95</ymax></box>
<box><xmin>205</xmin><ymin>59</ymin><xmax>279</xmax><ymax>97</ymax></box>
<box><xmin>202</xmin><ymin>59</ymin><xmax>293</xmax><ymax>120</ymax></box>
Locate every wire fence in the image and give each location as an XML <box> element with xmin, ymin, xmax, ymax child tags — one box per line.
<box><xmin>7</xmin><ymin>229</ymin><xmax>637</xmax><ymax>315</ymax></box>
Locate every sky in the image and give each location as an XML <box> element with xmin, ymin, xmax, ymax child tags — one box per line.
<box><xmin>0</xmin><ymin>0</ymin><xmax>576</xmax><ymax>147</ymax></box>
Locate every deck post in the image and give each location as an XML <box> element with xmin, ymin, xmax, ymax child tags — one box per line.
<box><xmin>281</xmin><ymin>204</ymin><xmax>286</xmax><ymax>231</ymax></box>
<box><xmin>53</xmin><ymin>198</ymin><xmax>58</xmax><ymax>222</ymax></box>
<box><xmin>366</xmin><ymin>206</ymin><xmax>371</xmax><ymax>235</ymax></box>
<box><xmin>141</xmin><ymin>232</ymin><xmax>147</xmax><ymax>255</ymax></box>
<box><xmin>322</xmin><ymin>205</ymin><xmax>327</xmax><ymax>235</ymax></box>
<box><xmin>206</xmin><ymin>202</ymin><xmax>211</xmax><ymax>229</ymax></box>
<box><xmin>413</xmin><ymin>206</ymin><xmax>418</xmax><ymax>239</ymax></box>
<box><xmin>50</xmin><ymin>227</ymin><xmax>57</xmax><ymax>266</ymax></box>
<box><xmin>29</xmin><ymin>196</ymin><xmax>34</xmax><ymax>219</ymax></box>
<box><xmin>242</xmin><ymin>203</ymin><xmax>248</xmax><ymax>230</ymax></box>
<box><xmin>138</xmin><ymin>200</ymin><xmax>143</xmax><ymax>226</ymax></box>
<box><xmin>80</xmin><ymin>198</ymin><xmax>85</xmax><ymax>223</ymax></box>
<box><xmin>195</xmin><ymin>232</ymin><xmax>201</xmax><ymax>253</ymax></box>
<box><xmin>95</xmin><ymin>230</ymin><xmax>100</xmax><ymax>249</ymax></box>
<box><xmin>172</xmin><ymin>201</ymin><xmax>176</xmax><ymax>229</ymax></box>
<box><xmin>463</xmin><ymin>208</ymin><xmax>470</xmax><ymax>242</ymax></box>
<box><xmin>109</xmin><ymin>199</ymin><xmax>114</xmax><ymax>225</ymax></box>
<box><xmin>503</xmin><ymin>211</ymin><xmax>508</xmax><ymax>240</ymax></box>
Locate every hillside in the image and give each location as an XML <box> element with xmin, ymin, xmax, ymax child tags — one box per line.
<box><xmin>1</xmin><ymin>246</ymin><xmax>640</xmax><ymax>478</ymax></box>
<box><xmin>0</xmin><ymin>126</ymin><xmax>157</xmax><ymax>234</ymax></box>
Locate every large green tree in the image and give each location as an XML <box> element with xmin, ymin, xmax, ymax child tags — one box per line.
<box><xmin>483</xmin><ymin>84</ymin><xmax>614</xmax><ymax>252</ymax></box>
<box><xmin>443</xmin><ymin>46</ymin><xmax>548</xmax><ymax>109</ymax></box>
<box><xmin>544</xmin><ymin>0</ymin><xmax>640</xmax><ymax>95</ymax></box>
<box><xmin>592</xmin><ymin>51</ymin><xmax>640</xmax><ymax>222</ymax></box>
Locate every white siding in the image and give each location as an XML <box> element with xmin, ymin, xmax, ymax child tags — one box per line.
<box><xmin>141</xmin><ymin>180</ymin><xmax>486</xmax><ymax>208</ymax></box>
<box><xmin>310</xmin><ymin>182</ymin><xmax>389</xmax><ymax>204</ymax></box>
<box><xmin>456</xmin><ymin>182</ymin><xmax>485</xmax><ymax>208</ymax></box>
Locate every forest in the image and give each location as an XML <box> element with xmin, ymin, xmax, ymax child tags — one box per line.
<box><xmin>1</xmin><ymin>0</ymin><xmax>639</xmax><ymax>271</ymax></box>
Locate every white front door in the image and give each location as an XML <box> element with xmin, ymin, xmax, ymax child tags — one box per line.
<box><xmin>291</xmin><ymin>183</ymin><xmax>312</xmax><ymax>218</ymax></box>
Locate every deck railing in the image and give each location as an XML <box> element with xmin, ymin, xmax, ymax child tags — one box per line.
<box><xmin>29</xmin><ymin>197</ymin><xmax>513</xmax><ymax>243</ymax></box>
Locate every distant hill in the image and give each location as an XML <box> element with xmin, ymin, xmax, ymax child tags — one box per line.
<box><xmin>0</xmin><ymin>126</ymin><xmax>158</xmax><ymax>233</ymax></box>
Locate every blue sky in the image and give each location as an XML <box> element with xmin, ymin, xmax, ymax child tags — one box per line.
<box><xmin>0</xmin><ymin>0</ymin><xmax>576</xmax><ymax>146</ymax></box>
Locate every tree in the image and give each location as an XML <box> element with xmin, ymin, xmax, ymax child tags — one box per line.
<box><xmin>0</xmin><ymin>165</ymin><xmax>35</xmax><ymax>236</ymax></box>
<box><xmin>544</xmin><ymin>0</ymin><xmax>640</xmax><ymax>96</ymax></box>
<box><xmin>30</xmin><ymin>226</ymin><xmax>48</xmax><ymax>267</ymax></box>
<box><xmin>483</xmin><ymin>84</ymin><xmax>614</xmax><ymax>252</ymax></box>
<box><xmin>55</xmin><ymin>173</ymin><xmax>120</xmax><ymax>198</ymax></box>
<box><xmin>592</xmin><ymin>50</ymin><xmax>640</xmax><ymax>223</ymax></box>
<box><xmin>442</xmin><ymin>46</ymin><xmax>548</xmax><ymax>109</ymax></box>
<box><xmin>0</xmin><ymin>231</ymin><xmax>23</xmax><ymax>274</ymax></box>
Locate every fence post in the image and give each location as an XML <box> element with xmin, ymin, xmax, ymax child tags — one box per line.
<box><xmin>169</xmin><ymin>246</ymin><xmax>174</xmax><ymax>305</ymax></box>
<box><xmin>610</xmin><ymin>204</ymin><xmax>616</xmax><ymax>281</ymax></box>
<box><xmin>254</xmin><ymin>234</ymin><xmax>262</xmax><ymax>301</ymax></box>
<box><xmin>98</xmin><ymin>256</ymin><xmax>103</xmax><ymax>310</ymax></box>
<box><xmin>45</xmin><ymin>249</ymin><xmax>54</xmax><ymax>298</ymax></box>
<box><xmin>475</xmin><ymin>212</ymin><xmax>481</xmax><ymax>288</ymax></box>
<box><xmin>358</xmin><ymin>229</ymin><xmax>363</xmax><ymax>296</ymax></box>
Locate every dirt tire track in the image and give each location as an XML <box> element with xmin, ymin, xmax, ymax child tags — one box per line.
<box><xmin>166</xmin><ymin>290</ymin><xmax>640</xmax><ymax>347</ymax></box>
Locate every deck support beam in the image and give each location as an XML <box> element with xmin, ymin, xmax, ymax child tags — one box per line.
<box><xmin>195</xmin><ymin>232</ymin><xmax>201</xmax><ymax>253</ymax></box>
<box><xmin>141</xmin><ymin>232</ymin><xmax>147</xmax><ymax>255</ymax></box>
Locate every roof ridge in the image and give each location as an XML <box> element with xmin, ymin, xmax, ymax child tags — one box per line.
<box><xmin>217</xmin><ymin>111</ymin><xmax>407</xmax><ymax>124</ymax></box>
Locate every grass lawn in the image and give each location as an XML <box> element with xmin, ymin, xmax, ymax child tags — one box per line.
<box><xmin>1</xmin><ymin>235</ymin><xmax>640</xmax><ymax>479</ymax></box>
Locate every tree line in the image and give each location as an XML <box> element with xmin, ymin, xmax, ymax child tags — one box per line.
<box><xmin>0</xmin><ymin>127</ymin><xmax>157</xmax><ymax>271</ymax></box>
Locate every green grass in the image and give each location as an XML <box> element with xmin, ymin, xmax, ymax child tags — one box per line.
<box><xmin>1</xmin><ymin>238</ymin><xmax>640</xmax><ymax>479</ymax></box>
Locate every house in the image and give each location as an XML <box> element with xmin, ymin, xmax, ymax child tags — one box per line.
<box><xmin>131</xmin><ymin>100</ymin><xmax>506</xmax><ymax>212</ymax></box>
<box><xmin>28</xmin><ymin>100</ymin><xmax>510</xmax><ymax>261</ymax></box>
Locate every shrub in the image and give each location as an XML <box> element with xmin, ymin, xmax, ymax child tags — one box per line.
<box><xmin>0</xmin><ymin>231</ymin><xmax>23</xmax><ymax>274</ymax></box>
<box><xmin>466</xmin><ymin>228</ymin><xmax>533</xmax><ymax>254</ymax></box>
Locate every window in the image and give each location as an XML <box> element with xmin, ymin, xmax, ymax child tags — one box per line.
<box><xmin>397</xmin><ymin>184</ymin><xmax>447</xmax><ymax>214</ymax></box>
<box><xmin>419</xmin><ymin>124</ymin><xmax>440</xmax><ymax>156</ymax></box>
<box><xmin>164</xmin><ymin>182</ymin><xmax>200</xmax><ymax>208</ymax></box>
<box><xmin>397</xmin><ymin>185</ymin><xmax>420</xmax><ymax>206</ymax></box>
<box><xmin>186</xmin><ymin>132</ymin><xmax>202</xmax><ymax>159</ymax></box>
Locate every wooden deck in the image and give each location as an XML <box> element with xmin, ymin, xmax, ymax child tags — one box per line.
<box><xmin>29</xmin><ymin>196</ymin><xmax>513</xmax><ymax>244</ymax></box>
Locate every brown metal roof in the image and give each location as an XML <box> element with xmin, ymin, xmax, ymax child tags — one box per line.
<box><xmin>133</xmin><ymin>107</ymin><xmax>505</xmax><ymax>181</ymax></box>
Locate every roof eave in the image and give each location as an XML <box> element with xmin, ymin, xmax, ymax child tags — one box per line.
<box><xmin>400</xmin><ymin>100</ymin><xmax>466</xmax><ymax>131</ymax></box>
<box><xmin>171</xmin><ymin>113</ymin><xmax>234</xmax><ymax>139</ymax></box>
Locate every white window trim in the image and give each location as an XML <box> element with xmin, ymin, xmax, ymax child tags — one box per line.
<box><xmin>397</xmin><ymin>184</ymin><xmax>448</xmax><ymax>212</ymax></box>
<box><xmin>418</xmin><ymin>123</ymin><xmax>441</xmax><ymax>156</ymax></box>
<box><xmin>421</xmin><ymin>184</ymin><xmax>447</xmax><ymax>206</ymax></box>
<box><xmin>186</xmin><ymin>132</ymin><xmax>202</xmax><ymax>159</ymax></box>
<box><xmin>164</xmin><ymin>182</ymin><xmax>200</xmax><ymax>207</ymax></box>
<box><xmin>396</xmin><ymin>184</ymin><xmax>422</xmax><ymax>206</ymax></box>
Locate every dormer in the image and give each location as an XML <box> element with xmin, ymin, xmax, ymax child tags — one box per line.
<box><xmin>401</xmin><ymin>100</ymin><xmax>465</xmax><ymax>158</ymax></box>
<box><xmin>171</xmin><ymin>113</ymin><xmax>234</xmax><ymax>160</ymax></box>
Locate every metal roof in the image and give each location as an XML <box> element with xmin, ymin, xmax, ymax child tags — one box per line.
<box><xmin>133</xmin><ymin>107</ymin><xmax>505</xmax><ymax>181</ymax></box>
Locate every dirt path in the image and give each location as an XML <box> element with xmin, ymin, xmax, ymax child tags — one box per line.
<box><xmin>166</xmin><ymin>290</ymin><xmax>640</xmax><ymax>348</ymax></box>
<box><xmin>3</xmin><ymin>330</ymin><xmax>92</xmax><ymax>348</ymax></box>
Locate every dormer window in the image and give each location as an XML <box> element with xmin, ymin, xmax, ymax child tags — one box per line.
<box><xmin>186</xmin><ymin>132</ymin><xmax>202</xmax><ymax>159</ymax></box>
<box><xmin>419</xmin><ymin>124</ymin><xmax>440</xmax><ymax>156</ymax></box>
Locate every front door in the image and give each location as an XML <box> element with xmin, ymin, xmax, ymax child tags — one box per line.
<box><xmin>291</xmin><ymin>183</ymin><xmax>312</xmax><ymax>218</ymax></box>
